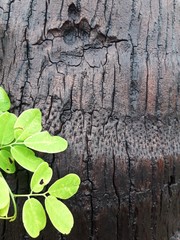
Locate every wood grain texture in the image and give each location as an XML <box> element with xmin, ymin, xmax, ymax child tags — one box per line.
<box><xmin>0</xmin><ymin>0</ymin><xmax>180</xmax><ymax>239</ymax></box>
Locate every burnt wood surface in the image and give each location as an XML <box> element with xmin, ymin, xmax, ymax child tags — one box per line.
<box><xmin>0</xmin><ymin>0</ymin><xmax>180</xmax><ymax>239</ymax></box>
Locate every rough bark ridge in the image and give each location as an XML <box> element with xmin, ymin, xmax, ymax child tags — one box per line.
<box><xmin>0</xmin><ymin>0</ymin><xmax>180</xmax><ymax>239</ymax></box>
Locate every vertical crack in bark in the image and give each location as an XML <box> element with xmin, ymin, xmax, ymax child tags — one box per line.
<box><xmin>112</xmin><ymin>152</ymin><xmax>120</xmax><ymax>240</ymax></box>
<box><xmin>115</xmin><ymin>43</ymin><xmax>121</xmax><ymax>71</ymax></box>
<box><xmin>164</xmin><ymin>2</ymin><xmax>169</xmax><ymax>64</ymax></box>
<box><xmin>79</xmin><ymin>72</ymin><xmax>84</xmax><ymax>112</ymax></box>
<box><xmin>145</xmin><ymin>0</ymin><xmax>151</xmax><ymax>114</ymax></box>
<box><xmin>0</xmin><ymin>67</ymin><xmax>5</xmax><ymax>85</ymax></box>
<box><xmin>110</xmin><ymin>65</ymin><xmax>116</xmax><ymax>117</ymax></box>
<box><xmin>83</xmin><ymin>110</ymin><xmax>94</xmax><ymax>239</ymax></box>
<box><xmin>85</xmin><ymin>131</ymin><xmax>94</xmax><ymax>239</ymax></box>
<box><xmin>159</xmin><ymin>188</ymin><xmax>163</xmax><ymax>217</ymax></box>
<box><xmin>46</xmin><ymin>95</ymin><xmax>53</xmax><ymax>122</ymax></box>
<box><xmin>34</xmin><ymin>60</ymin><xmax>48</xmax><ymax>106</ymax></box>
<box><xmin>24</xmin><ymin>29</ymin><xmax>31</xmax><ymax>73</ymax></box>
<box><xmin>124</xmin><ymin>118</ymin><xmax>135</xmax><ymax>240</ymax></box>
<box><xmin>172</xmin><ymin>0</ymin><xmax>177</xmax><ymax>115</ymax></box>
<box><xmin>43</xmin><ymin>1</ymin><xmax>48</xmax><ymax>37</ymax></box>
<box><xmin>128</xmin><ymin>0</ymin><xmax>140</xmax><ymax>115</ymax></box>
<box><xmin>125</xmin><ymin>140</ymin><xmax>134</xmax><ymax>240</ymax></box>
<box><xmin>101</xmin><ymin>67</ymin><xmax>105</xmax><ymax>108</ymax></box>
<box><xmin>105</xmin><ymin>0</ymin><xmax>114</xmax><ymax>36</ymax></box>
<box><xmin>172</xmin><ymin>0</ymin><xmax>176</xmax><ymax>53</ymax></box>
<box><xmin>19</xmin><ymin>0</ymin><xmax>36</xmax><ymax>112</ymax></box>
<box><xmin>4</xmin><ymin>0</ymin><xmax>15</xmax><ymax>33</ymax></box>
<box><xmin>19</xmin><ymin>28</ymin><xmax>31</xmax><ymax>112</ymax></box>
<box><xmin>156</xmin><ymin>0</ymin><xmax>162</xmax><ymax>116</ymax></box>
<box><xmin>59</xmin><ymin>0</ymin><xmax>64</xmax><ymax>20</ymax></box>
<box><xmin>150</xmin><ymin>157</ymin><xmax>158</xmax><ymax>240</ymax></box>
<box><xmin>129</xmin><ymin>34</ymin><xmax>138</xmax><ymax>114</ymax></box>
<box><xmin>90</xmin><ymin>0</ymin><xmax>100</xmax><ymax>26</ymax></box>
<box><xmin>174</xmin><ymin>0</ymin><xmax>180</xmax><ymax>114</ymax></box>
<box><xmin>27</xmin><ymin>0</ymin><xmax>35</xmax><ymax>29</ymax></box>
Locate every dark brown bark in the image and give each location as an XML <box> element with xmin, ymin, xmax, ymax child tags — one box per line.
<box><xmin>0</xmin><ymin>0</ymin><xmax>180</xmax><ymax>239</ymax></box>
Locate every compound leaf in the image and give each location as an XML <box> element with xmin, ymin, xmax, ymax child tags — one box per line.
<box><xmin>48</xmin><ymin>174</ymin><xmax>80</xmax><ymax>200</ymax></box>
<box><xmin>23</xmin><ymin>198</ymin><xmax>46</xmax><ymax>238</ymax></box>
<box><xmin>30</xmin><ymin>162</ymin><xmax>53</xmax><ymax>193</ymax></box>
<box><xmin>0</xmin><ymin>150</ymin><xmax>16</xmax><ymax>174</ymax></box>
<box><xmin>0</xmin><ymin>175</ymin><xmax>10</xmax><ymax>209</ymax></box>
<box><xmin>45</xmin><ymin>196</ymin><xmax>74</xmax><ymax>235</ymax></box>
<box><xmin>0</xmin><ymin>112</ymin><xmax>17</xmax><ymax>145</ymax></box>
<box><xmin>11</xmin><ymin>145</ymin><xmax>43</xmax><ymax>172</ymax></box>
<box><xmin>14</xmin><ymin>109</ymin><xmax>42</xmax><ymax>141</ymax></box>
<box><xmin>24</xmin><ymin>131</ymin><xmax>68</xmax><ymax>153</ymax></box>
<box><xmin>0</xmin><ymin>87</ymin><xmax>11</xmax><ymax>112</ymax></box>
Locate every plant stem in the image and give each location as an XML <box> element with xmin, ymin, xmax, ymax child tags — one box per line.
<box><xmin>0</xmin><ymin>141</ymin><xmax>24</xmax><ymax>150</ymax></box>
<box><xmin>9</xmin><ymin>189</ymin><xmax>17</xmax><ymax>222</ymax></box>
<box><xmin>13</xmin><ymin>192</ymin><xmax>48</xmax><ymax>198</ymax></box>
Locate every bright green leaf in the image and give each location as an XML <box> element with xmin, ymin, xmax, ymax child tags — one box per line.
<box><xmin>23</xmin><ymin>198</ymin><xmax>46</xmax><ymax>238</ymax></box>
<box><xmin>24</xmin><ymin>131</ymin><xmax>68</xmax><ymax>153</ymax></box>
<box><xmin>30</xmin><ymin>162</ymin><xmax>53</xmax><ymax>193</ymax></box>
<box><xmin>0</xmin><ymin>112</ymin><xmax>17</xmax><ymax>145</ymax></box>
<box><xmin>45</xmin><ymin>196</ymin><xmax>74</xmax><ymax>235</ymax></box>
<box><xmin>48</xmin><ymin>174</ymin><xmax>80</xmax><ymax>199</ymax></box>
<box><xmin>0</xmin><ymin>87</ymin><xmax>11</xmax><ymax>112</ymax></box>
<box><xmin>0</xmin><ymin>150</ymin><xmax>16</xmax><ymax>174</ymax></box>
<box><xmin>0</xmin><ymin>201</ymin><xmax>10</xmax><ymax>217</ymax></box>
<box><xmin>0</xmin><ymin>175</ymin><xmax>10</xmax><ymax>209</ymax></box>
<box><xmin>14</xmin><ymin>109</ymin><xmax>42</xmax><ymax>141</ymax></box>
<box><xmin>11</xmin><ymin>145</ymin><xmax>43</xmax><ymax>172</ymax></box>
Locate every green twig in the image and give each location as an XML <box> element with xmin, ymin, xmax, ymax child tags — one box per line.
<box><xmin>13</xmin><ymin>192</ymin><xmax>47</xmax><ymax>198</ymax></box>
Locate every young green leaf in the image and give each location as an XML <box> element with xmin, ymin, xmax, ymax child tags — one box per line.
<box><xmin>48</xmin><ymin>174</ymin><xmax>80</xmax><ymax>199</ymax></box>
<box><xmin>45</xmin><ymin>196</ymin><xmax>74</xmax><ymax>235</ymax></box>
<box><xmin>0</xmin><ymin>112</ymin><xmax>17</xmax><ymax>145</ymax></box>
<box><xmin>24</xmin><ymin>131</ymin><xmax>68</xmax><ymax>153</ymax></box>
<box><xmin>11</xmin><ymin>145</ymin><xmax>43</xmax><ymax>172</ymax></box>
<box><xmin>0</xmin><ymin>176</ymin><xmax>10</xmax><ymax>209</ymax></box>
<box><xmin>14</xmin><ymin>109</ymin><xmax>42</xmax><ymax>141</ymax></box>
<box><xmin>0</xmin><ymin>150</ymin><xmax>16</xmax><ymax>174</ymax></box>
<box><xmin>23</xmin><ymin>198</ymin><xmax>46</xmax><ymax>238</ymax></box>
<box><xmin>0</xmin><ymin>87</ymin><xmax>11</xmax><ymax>112</ymax></box>
<box><xmin>30</xmin><ymin>162</ymin><xmax>53</xmax><ymax>193</ymax></box>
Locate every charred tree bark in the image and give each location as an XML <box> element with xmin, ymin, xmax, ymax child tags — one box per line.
<box><xmin>0</xmin><ymin>0</ymin><xmax>180</xmax><ymax>239</ymax></box>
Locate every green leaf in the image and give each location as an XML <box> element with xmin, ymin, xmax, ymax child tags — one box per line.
<box><xmin>0</xmin><ymin>112</ymin><xmax>17</xmax><ymax>145</ymax></box>
<box><xmin>48</xmin><ymin>174</ymin><xmax>80</xmax><ymax>199</ymax></box>
<box><xmin>14</xmin><ymin>109</ymin><xmax>42</xmax><ymax>141</ymax></box>
<box><xmin>0</xmin><ymin>150</ymin><xmax>16</xmax><ymax>174</ymax></box>
<box><xmin>0</xmin><ymin>175</ymin><xmax>10</xmax><ymax>209</ymax></box>
<box><xmin>0</xmin><ymin>201</ymin><xmax>10</xmax><ymax>217</ymax></box>
<box><xmin>45</xmin><ymin>196</ymin><xmax>74</xmax><ymax>235</ymax></box>
<box><xmin>0</xmin><ymin>87</ymin><xmax>11</xmax><ymax>112</ymax></box>
<box><xmin>30</xmin><ymin>162</ymin><xmax>53</xmax><ymax>193</ymax></box>
<box><xmin>24</xmin><ymin>131</ymin><xmax>68</xmax><ymax>153</ymax></box>
<box><xmin>23</xmin><ymin>198</ymin><xmax>46</xmax><ymax>238</ymax></box>
<box><xmin>11</xmin><ymin>145</ymin><xmax>43</xmax><ymax>172</ymax></box>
